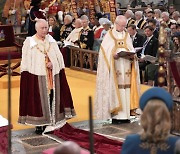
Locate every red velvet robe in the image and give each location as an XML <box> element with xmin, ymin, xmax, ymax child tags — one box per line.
<box><xmin>18</xmin><ymin>34</ymin><xmax>76</xmax><ymax>126</ymax></box>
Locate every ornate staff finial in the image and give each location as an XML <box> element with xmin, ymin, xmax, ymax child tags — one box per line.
<box><xmin>157</xmin><ymin>24</ymin><xmax>167</xmax><ymax>87</ymax></box>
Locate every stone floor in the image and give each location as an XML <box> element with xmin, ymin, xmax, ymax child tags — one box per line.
<box><xmin>11</xmin><ymin>119</ymin><xmax>142</xmax><ymax>154</ymax></box>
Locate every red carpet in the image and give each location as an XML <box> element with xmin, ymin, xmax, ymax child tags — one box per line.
<box><xmin>50</xmin><ymin>123</ymin><xmax>123</xmax><ymax>154</ymax></box>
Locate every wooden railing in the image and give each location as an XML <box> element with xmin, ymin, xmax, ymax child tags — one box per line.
<box><xmin>69</xmin><ymin>46</ymin><xmax>98</xmax><ymax>74</ymax></box>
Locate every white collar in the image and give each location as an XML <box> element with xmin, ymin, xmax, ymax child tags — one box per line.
<box><xmin>132</xmin><ymin>32</ymin><xmax>137</xmax><ymax>38</ymax></box>
<box><xmin>147</xmin><ymin>35</ymin><xmax>153</xmax><ymax>41</ymax></box>
<box><xmin>29</xmin><ymin>34</ymin><xmax>56</xmax><ymax>48</ymax></box>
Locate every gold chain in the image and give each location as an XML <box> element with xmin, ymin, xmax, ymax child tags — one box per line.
<box><xmin>34</xmin><ymin>35</ymin><xmax>50</xmax><ymax>55</ymax></box>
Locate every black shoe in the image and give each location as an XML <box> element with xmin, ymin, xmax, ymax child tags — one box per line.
<box><xmin>112</xmin><ymin>119</ymin><xmax>130</xmax><ymax>124</ymax></box>
<box><xmin>35</xmin><ymin>126</ymin><xmax>43</xmax><ymax>135</ymax></box>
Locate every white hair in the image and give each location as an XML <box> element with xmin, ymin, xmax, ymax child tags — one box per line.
<box><xmin>115</xmin><ymin>15</ymin><xmax>127</xmax><ymax>24</ymax></box>
<box><xmin>162</xmin><ymin>12</ymin><xmax>170</xmax><ymax>17</ymax></box>
<box><xmin>135</xmin><ymin>11</ymin><xmax>143</xmax><ymax>17</ymax></box>
<box><xmin>35</xmin><ymin>19</ymin><xmax>48</xmax><ymax>30</ymax></box>
<box><xmin>173</xmin><ymin>11</ymin><xmax>180</xmax><ymax>17</ymax></box>
<box><xmin>80</xmin><ymin>15</ymin><xmax>89</xmax><ymax>22</ymax></box>
<box><xmin>154</xmin><ymin>9</ymin><xmax>161</xmax><ymax>15</ymax></box>
<box><xmin>126</xmin><ymin>10</ymin><xmax>134</xmax><ymax>18</ymax></box>
<box><xmin>64</xmin><ymin>15</ymin><xmax>73</xmax><ymax>23</ymax></box>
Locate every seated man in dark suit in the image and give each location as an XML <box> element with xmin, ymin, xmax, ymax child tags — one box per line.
<box><xmin>147</xmin><ymin>18</ymin><xmax>159</xmax><ymax>39</ymax></box>
<box><xmin>78</xmin><ymin>15</ymin><xmax>94</xmax><ymax>50</ymax></box>
<box><xmin>138</xmin><ymin>26</ymin><xmax>158</xmax><ymax>83</ymax></box>
<box><xmin>146</xmin><ymin>11</ymin><xmax>160</xmax><ymax>31</ymax></box>
<box><xmin>127</xmin><ymin>24</ymin><xmax>145</xmax><ymax>57</ymax></box>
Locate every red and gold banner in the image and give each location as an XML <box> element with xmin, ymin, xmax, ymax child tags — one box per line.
<box><xmin>99</xmin><ymin>0</ymin><xmax>116</xmax><ymax>22</ymax></box>
<box><xmin>109</xmin><ymin>0</ymin><xmax>116</xmax><ymax>22</ymax></box>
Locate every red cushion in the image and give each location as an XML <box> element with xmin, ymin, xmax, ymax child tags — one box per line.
<box><xmin>0</xmin><ymin>125</ymin><xmax>13</xmax><ymax>154</ymax></box>
<box><xmin>0</xmin><ymin>51</ymin><xmax>21</xmax><ymax>60</ymax></box>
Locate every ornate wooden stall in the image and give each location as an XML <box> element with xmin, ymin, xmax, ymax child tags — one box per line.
<box><xmin>168</xmin><ymin>53</ymin><xmax>180</xmax><ymax>136</ymax></box>
<box><xmin>69</xmin><ymin>46</ymin><xmax>98</xmax><ymax>74</ymax></box>
<box><xmin>158</xmin><ymin>25</ymin><xmax>180</xmax><ymax>136</ymax></box>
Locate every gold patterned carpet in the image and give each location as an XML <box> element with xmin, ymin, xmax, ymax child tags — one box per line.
<box><xmin>0</xmin><ymin>68</ymin><xmax>150</xmax><ymax>130</ymax></box>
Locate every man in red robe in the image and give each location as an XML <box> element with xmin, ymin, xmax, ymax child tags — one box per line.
<box><xmin>18</xmin><ymin>19</ymin><xmax>76</xmax><ymax>134</ymax></box>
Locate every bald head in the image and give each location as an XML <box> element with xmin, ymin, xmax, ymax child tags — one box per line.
<box><xmin>54</xmin><ymin>141</ymin><xmax>81</xmax><ymax>154</ymax></box>
<box><xmin>115</xmin><ymin>15</ymin><xmax>127</xmax><ymax>32</ymax></box>
<box><xmin>35</xmin><ymin>19</ymin><xmax>48</xmax><ymax>39</ymax></box>
<box><xmin>115</xmin><ymin>15</ymin><xmax>127</xmax><ymax>23</ymax></box>
<box><xmin>74</xmin><ymin>18</ymin><xmax>82</xmax><ymax>28</ymax></box>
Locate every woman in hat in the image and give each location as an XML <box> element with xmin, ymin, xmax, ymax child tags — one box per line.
<box><xmin>121</xmin><ymin>87</ymin><xmax>179</xmax><ymax>154</ymax></box>
<box><xmin>92</xmin><ymin>17</ymin><xmax>112</xmax><ymax>52</ymax></box>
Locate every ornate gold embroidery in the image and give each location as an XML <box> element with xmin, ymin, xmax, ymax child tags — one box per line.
<box><xmin>140</xmin><ymin>142</ymin><xmax>170</xmax><ymax>154</ymax></box>
<box><xmin>116</xmin><ymin>70</ymin><xmax>122</xmax><ymax>77</ymax></box>
<box><xmin>117</xmin><ymin>41</ymin><xmax>124</xmax><ymax>47</ymax></box>
<box><xmin>125</xmin><ymin>70</ymin><xmax>131</xmax><ymax>77</ymax></box>
<box><xmin>60</xmin><ymin>25</ymin><xmax>66</xmax><ymax>36</ymax></box>
<box><xmin>118</xmin><ymin>84</ymin><xmax>130</xmax><ymax>89</ymax></box>
<box><xmin>100</xmin><ymin>45</ymin><xmax>110</xmax><ymax>71</ymax></box>
<box><xmin>34</xmin><ymin>35</ymin><xmax>50</xmax><ymax>55</ymax></box>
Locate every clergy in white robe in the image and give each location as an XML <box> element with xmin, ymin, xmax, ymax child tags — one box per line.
<box><xmin>95</xmin><ymin>15</ymin><xmax>140</xmax><ymax>121</ymax></box>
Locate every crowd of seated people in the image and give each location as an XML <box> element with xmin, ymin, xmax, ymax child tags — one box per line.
<box><xmin>1</xmin><ymin>0</ymin><xmax>180</xmax><ymax>86</ymax></box>
<box><xmin>1</xmin><ymin>1</ymin><xmax>180</xmax><ymax>153</ymax></box>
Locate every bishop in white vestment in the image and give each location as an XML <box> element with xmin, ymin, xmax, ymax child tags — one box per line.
<box><xmin>95</xmin><ymin>15</ymin><xmax>140</xmax><ymax>121</ymax></box>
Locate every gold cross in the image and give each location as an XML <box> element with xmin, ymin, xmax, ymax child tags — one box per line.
<box><xmin>116</xmin><ymin>70</ymin><xmax>122</xmax><ymax>77</ymax></box>
<box><xmin>125</xmin><ymin>70</ymin><xmax>131</xmax><ymax>77</ymax></box>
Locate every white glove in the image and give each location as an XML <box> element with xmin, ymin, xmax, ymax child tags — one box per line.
<box><xmin>58</xmin><ymin>11</ymin><xmax>63</xmax><ymax>21</ymax></box>
<box><xmin>11</xmin><ymin>10</ymin><xmax>16</xmax><ymax>15</ymax></box>
<box><xmin>39</xmin><ymin>9</ymin><xmax>46</xmax><ymax>13</ymax></box>
<box><xmin>35</xmin><ymin>17</ymin><xmax>39</xmax><ymax>21</ymax></box>
<box><xmin>27</xmin><ymin>10</ymin><xmax>30</xmax><ymax>14</ymax></box>
<box><xmin>21</xmin><ymin>20</ymin><xmax>25</xmax><ymax>25</ymax></box>
<box><xmin>44</xmin><ymin>7</ymin><xmax>49</xmax><ymax>12</ymax></box>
